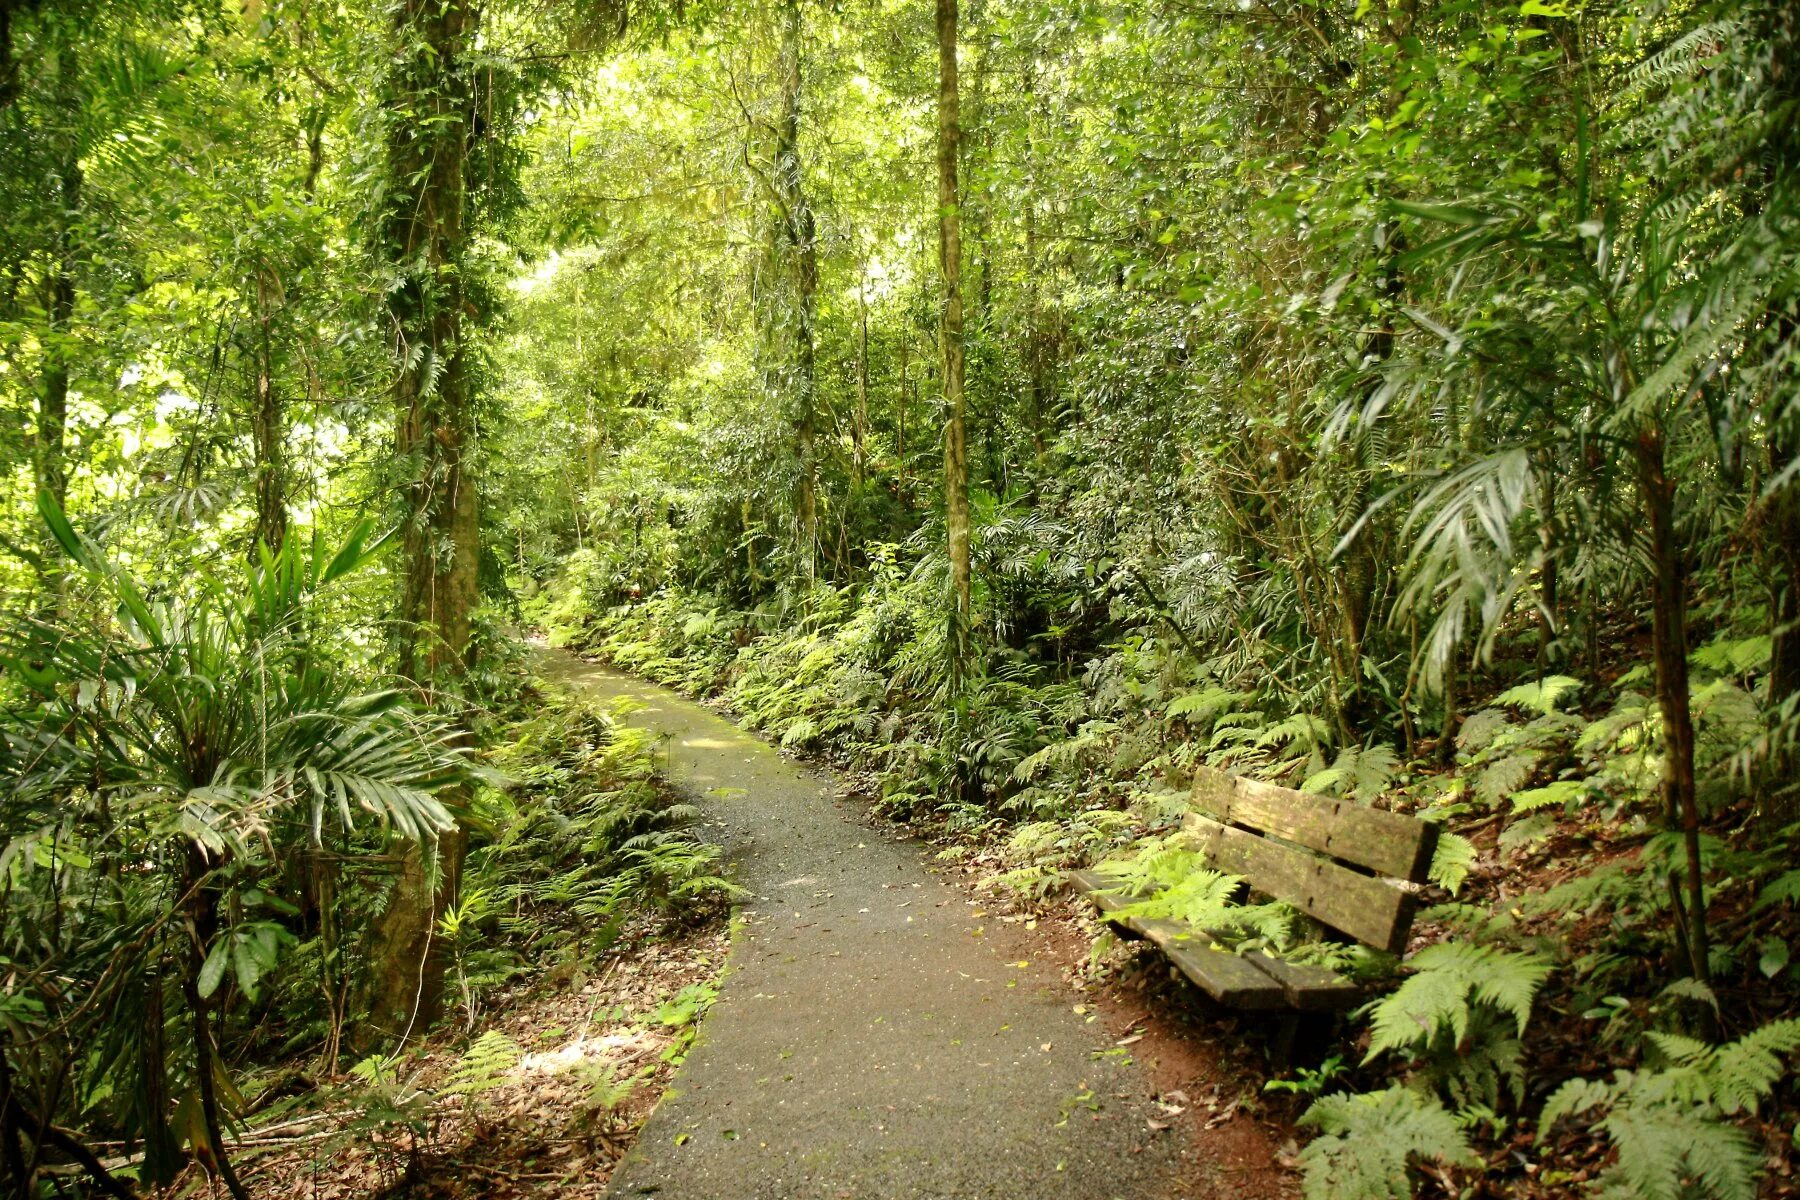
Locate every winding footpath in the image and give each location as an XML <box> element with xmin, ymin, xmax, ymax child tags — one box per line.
<box><xmin>537</xmin><ymin>649</ymin><xmax>1187</xmax><ymax>1200</ymax></box>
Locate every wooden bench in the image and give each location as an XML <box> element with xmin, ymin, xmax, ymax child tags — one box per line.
<box><xmin>1074</xmin><ymin>764</ymin><xmax>1437</xmax><ymax>1048</ymax></box>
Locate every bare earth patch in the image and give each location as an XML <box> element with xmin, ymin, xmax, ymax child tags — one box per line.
<box><xmin>155</xmin><ymin>918</ymin><xmax>729</xmax><ymax>1200</ymax></box>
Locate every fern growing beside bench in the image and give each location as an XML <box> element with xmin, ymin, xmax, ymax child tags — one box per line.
<box><xmin>1075</xmin><ymin>764</ymin><xmax>1438</xmax><ymax>1041</ymax></box>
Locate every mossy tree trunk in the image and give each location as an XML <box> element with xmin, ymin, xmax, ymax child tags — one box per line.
<box><xmin>365</xmin><ymin>0</ymin><xmax>480</xmax><ymax>1045</ymax></box>
<box><xmin>936</xmin><ymin>0</ymin><xmax>971</xmax><ymax>678</ymax></box>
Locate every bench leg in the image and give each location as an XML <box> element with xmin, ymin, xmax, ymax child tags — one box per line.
<box><xmin>1270</xmin><ymin>1013</ymin><xmax>1302</xmax><ymax>1069</ymax></box>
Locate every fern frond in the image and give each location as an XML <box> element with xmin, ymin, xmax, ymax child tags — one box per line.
<box><xmin>443</xmin><ymin>1031</ymin><xmax>522</xmax><ymax>1097</ymax></box>
<box><xmin>1493</xmin><ymin>675</ymin><xmax>1582</xmax><ymax>716</ymax></box>
<box><xmin>1366</xmin><ymin>942</ymin><xmax>1551</xmax><ymax>1062</ymax></box>
<box><xmin>1297</xmin><ymin>1085</ymin><xmax>1478</xmax><ymax>1200</ymax></box>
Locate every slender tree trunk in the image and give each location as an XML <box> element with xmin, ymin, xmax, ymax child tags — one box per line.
<box><xmin>181</xmin><ymin>846</ymin><xmax>251</xmax><ymax>1200</ymax></box>
<box><xmin>937</xmin><ymin>0</ymin><xmax>972</xmax><ymax>672</ymax></box>
<box><xmin>1638</xmin><ymin>424</ymin><xmax>1709</xmax><ymax>983</ymax></box>
<box><xmin>1765</xmin><ymin>359</ymin><xmax>1800</xmax><ymax>823</ymax></box>
<box><xmin>898</xmin><ymin>317</ymin><xmax>909</xmax><ymax>466</ymax></box>
<box><xmin>775</xmin><ymin>0</ymin><xmax>819</xmax><ymax>585</ymax></box>
<box><xmin>1334</xmin><ymin>226</ymin><xmax>1402</xmax><ymax>734</ymax></box>
<box><xmin>1021</xmin><ymin>59</ymin><xmax>1049</xmax><ymax>469</ymax></box>
<box><xmin>855</xmin><ymin>273</ymin><xmax>869</xmax><ymax>487</ymax></box>
<box><xmin>139</xmin><ymin>965</ymin><xmax>181</xmax><ymax>1185</ymax></box>
<box><xmin>1538</xmin><ymin>461</ymin><xmax>1558</xmax><ymax>665</ymax></box>
<box><xmin>0</xmin><ymin>2</ymin><xmax>15</xmax><ymax>112</ymax></box>
<box><xmin>36</xmin><ymin>41</ymin><xmax>79</xmax><ymax>527</ymax></box>
<box><xmin>366</xmin><ymin>0</ymin><xmax>480</xmax><ymax>1044</ymax></box>
<box><xmin>250</xmin><ymin>269</ymin><xmax>287</xmax><ymax>556</ymax></box>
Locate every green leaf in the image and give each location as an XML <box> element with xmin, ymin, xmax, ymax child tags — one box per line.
<box><xmin>197</xmin><ymin>939</ymin><xmax>231</xmax><ymax>1000</ymax></box>
<box><xmin>1390</xmin><ymin>198</ymin><xmax>1495</xmax><ymax>226</ymax></box>
<box><xmin>35</xmin><ymin>490</ymin><xmax>86</xmax><ymax>564</ymax></box>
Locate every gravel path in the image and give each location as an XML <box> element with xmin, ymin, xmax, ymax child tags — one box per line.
<box><xmin>537</xmin><ymin>650</ymin><xmax>1186</xmax><ymax>1200</ymax></box>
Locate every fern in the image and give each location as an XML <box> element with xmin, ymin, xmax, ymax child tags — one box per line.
<box><xmin>1754</xmin><ymin>869</ymin><xmax>1800</xmax><ymax>910</ymax></box>
<box><xmin>1164</xmin><ymin>686</ymin><xmax>1253</xmax><ymax>723</ymax></box>
<box><xmin>1366</xmin><ymin>942</ymin><xmax>1551</xmax><ymax>1061</ymax></box>
<box><xmin>1427</xmin><ymin>831</ymin><xmax>1477</xmax><ymax>895</ymax></box>
<box><xmin>1301</xmin><ymin>743</ymin><xmax>1400</xmax><ymax>802</ymax></box>
<box><xmin>1095</xmin><ymin>838</ymin><xmax>1296</xmax><ymax>949</ymax></box>
<box><xmin>779</xmin><ymin>716</ymin><xmax>820</xmax><ymax>748</ymax></box>
<box><xmin>1093</xmin><ymin>836</ymin><xmax>1204</xmax><ymax>897</ymax></box>
<box><xmin>574</xmin><ymin>1059</ymin><xmax>645</xmax><ymax>1120</ymax></box>
<box><xmin>1537</xmin><ymin>1018</ymin><xmax>1800</xmax><ymax>1200</ymax></box>
<box><xmin>1297</xmin><ymin>1085</ymin><xmax>1479</xmax><ymax>1200</ymax></box>
<box><xmin>1510</xmin><ymin>778</ymin><xmax>1589</xmax><ymax>814</ymax></box>
<box><xmin>1454</xmin><ymin>709</ymin><xmax>1514</xmax><ymax>756</ymax></box>
<box><xmin>1475</xmin><ymin>752</ymin><xmax>1539</xmax><ymax>806</ymax></box>
<box><xmin>1689</xmin><ymin>633</ymin><xmax>1771</xmax><ymax>677</ymax></box>
<box><xmin>1113</xmin><ymin>869</ymin><xmax>1297</xmax><ymax>949</ymax></box>
<box><xmin>1494</xmin><ymin>675</ymin><xmax>1582</xmax><ymax>715</ymax></box>
<box><xmin>443</xmin><ymin>1031</ymin><xmax>522</xmax><ymax>1097</ymax></box>
<box><xmin>1254</xmin><ymin>711</ymin><xmax>1331</xmax><ymax>751</ymax></box>
<box><xmin>1497</xmin><ymin>812</ymin><xmax>1555</xmax><ymax>856</ymax></box>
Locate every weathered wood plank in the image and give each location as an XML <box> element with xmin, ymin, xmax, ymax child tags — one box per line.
<box><xmin>1070</xmin><ymin>871</ymin><xmax>1287</xmax><ymax>1009</ymax></box>
<box><xmin>1190</xmin><ymin>765</ymin><xmax>1438</xmax><ymax>882</ymax></box>
<box><xmin>1179</xmin><ymin>813</ymin><xmax>1418</xmax><ymax>954</ymax></box>
<box><xmin>1236</xmin><ymin>951</ymin><xmax>1364</xmax><ymax>1011</ymax></box>
<box><xmin>1138</xmin><ymin>917</ymin><xmax>1291</xmax><ymax>1010</ymax></box>
<box><xmin>1070</xmin><ymin>870</ymin><xmax>1361</xmax><ymax>1009</ymax></box>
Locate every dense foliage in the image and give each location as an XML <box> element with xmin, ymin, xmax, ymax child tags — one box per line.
<box><xmin>2</xmin><ymin>0</ymin><xmax>1798</xmax><ymax>1195</ymax></box>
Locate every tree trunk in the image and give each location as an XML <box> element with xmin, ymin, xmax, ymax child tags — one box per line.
<box><xmin>1638</xmin><ymin>424</ymin><xmax>1709</xmax><ymax>984</ymax></box>
<box><xmin>1334</xmin><ymin>225</ymin><xmax>1402</xmax><ymax>736</ymax></box>
<box><xmin>855</xmin><ymin>273</ymin><xmax>869</xmax><ymax>488</ymax></box>
<box><xmin>1766</xmin><ymin>365</ymin><xmax>1800</xmax><ymax>823</ymax></box>
<box><xmin>774</xmin><ymin>0</ymin><xmax>819</xmax><ymax>585</ymax></box>
<box><xmin>937</xmin><ymin>0</ymin><xmax>972</xmax><ymax>673</ymax></box>
<box><xmin>898</xmin><ymin>317</ymin><xmax>909</xmax><ymax>466</ymax></box>
<box><xmin>181</xmin><ymin>845</ymin><xmax>251</xmax><ymax>1200</ymax></box>
<box><xmin>1021</xmin><ymin>60</ymin><xmax>1050</xmax><ymax>468</ymax></box>
<box><xmin>250</xmin><ymin>268</ymin><xmax>287</xmax><ymax>556</ymax></box>
<box><xmin>36</xmin><ymin>39</ymin><xmax>79</xmax><ymax>550</ymax></box>
<box><xmin>366</xmin><ymin>0</ymin><xmax>480</xmax><ymax>1045</ymax></box>
<box><xmin>139</xmin><ymin>965</ymin><xmax>182</xmax><ymax>1185</ymax></box>
<box><xmin>0</xmin><ymin>2</ymin><xmax>15</xmax><ymax>112</ymax></box>
<box><xmin>1538</xmin><ymin>461</ymin><xmax>1558</xmax><ymax>666</ymax></box>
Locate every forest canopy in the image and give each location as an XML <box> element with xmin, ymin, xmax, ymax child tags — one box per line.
<box><xmin>1</xmin><ymin>0</ymin><xmax>1798</xmax><ymax>1196</ymax></box>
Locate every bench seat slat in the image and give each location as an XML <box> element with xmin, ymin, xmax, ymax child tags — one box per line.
<box><xmin>1071</xmin><ymin>870</ymin><xmax>1355</xmax><ymax>1011</ymax></box>
<box><xmin>1191</xmin><ymin>765</ymin><xmax>1438</xmax><ymax>883</ymax></box>
<box><xmin>1180</xmin><ymin>813</ymin><xmax>1418</xmax><ymax>955</ymax></box>
<box><xmin>1237</xmin><ymin>952</ymin><xmax>1365</xmax><ymax>1011</ymax></box>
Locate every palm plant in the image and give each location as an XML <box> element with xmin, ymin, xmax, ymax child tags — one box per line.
<box><xmin>0</xmin><ymin>495</ymin><xmax>469</xmax><ymax>1199</ymax></box>
<box><xmin>1343</xmin><ymin>0</ymin><xmax>1799</xmax><ymax>993</ymax></box>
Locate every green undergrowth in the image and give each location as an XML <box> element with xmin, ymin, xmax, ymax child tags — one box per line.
<box><xmin>442</xmin><ymin>694</ymin><xmax>744</xmax><ymax>1023</ymax></box>
<box><xmin>300</xmin><ymin>693</ymin><xmax>741</xmax><ymax>1184</ymax></box>
<box><xmin>539</xmin><ymin>570</ymin><xmax>1800</xmax><ymax>1200</ymax></box>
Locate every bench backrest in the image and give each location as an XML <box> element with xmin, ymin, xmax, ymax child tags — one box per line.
<box><xmin>1182</xmin><ymin>765</ymin><xmax>1438</xmax><ymax>955</ymax></box>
